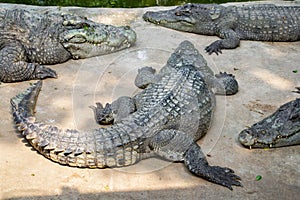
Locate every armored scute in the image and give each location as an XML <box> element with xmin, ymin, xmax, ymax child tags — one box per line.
<box><xmin>143</xmin><ymin>4</ymin><xmax>300</xmax><ymax>54</ymax></box>
<box><xmin>11</xmin><ymin>41</ymin><xmax>241</xmax><ymax>189</ymax></box>
<box><xmin>0</xmin><ymin>8</ymin><xmax>136</xmax><ymax>82</ymax></box>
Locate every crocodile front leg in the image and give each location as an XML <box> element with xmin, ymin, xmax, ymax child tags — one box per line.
<box><xmin>205</xmin><ymin>29</ymin><xmax>240</xmax><ymax>55</ymax></box>
<box><xmin>0</xmin><ymin>42</ymin><xmax>57</xmax><ymax>82</ymax></box>
<box><xmin>184</xmin><ymin>143</ymin><xmax>242</xmax><ymax>190</ymax></box>
<box><xmin>149</xmin><ymin>129</ymin><xmax>242</xmax><ymax>190</ymax></box>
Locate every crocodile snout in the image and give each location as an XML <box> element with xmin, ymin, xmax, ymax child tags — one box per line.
<box><xmin>238</xmin><ymin>130</ymin><xmax>255</xmax><ymax>147</ymax></box>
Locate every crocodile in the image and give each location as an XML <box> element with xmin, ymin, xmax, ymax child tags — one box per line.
<box><xmin>143</xmin><ymin>4</ymin><xmax>300</xmax><ymax>55</ymax></box>
<box><xmin>239</xmin><ymin>98</ymin><xmax>300</xmax><ymax>148</ymax></box>
<box><xmin>0</xmin><ymin>8</ymin><xmax>136</xmax><ymax>83</ymax></box>
<box><xmin>11</xmin><ymin>40</ymin><xmax>241</xmax><ymax>190</ymax></box>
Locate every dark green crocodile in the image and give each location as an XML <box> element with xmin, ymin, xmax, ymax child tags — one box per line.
<box><xmin>143</xmin><ymin>4</ymin><xmax>300</xmax><ymax>54</ymax></box>
<box><xmin>239</xmin><ymin>98</ymin><xmax>300</xmax><ymax>149</ymax></box>
<box><xmin>0</xmin><ymin>8</ymin><xmax>136</xmax><ymax>83</ymax></box>
<box><xmin>11</xmin><ymin>40</ymin><xmax>241</xmax><ymax>190</ymax></box>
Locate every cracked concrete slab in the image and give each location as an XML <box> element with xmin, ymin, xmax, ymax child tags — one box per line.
<box><xmin>0</xmin><ymin>1</ymin><xmax>299</xmax><ymax>199</ymax></box>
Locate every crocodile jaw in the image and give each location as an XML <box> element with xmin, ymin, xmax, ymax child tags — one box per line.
<box><xmin>239</xmin><ymin>128</ymin><xmax>300</xmax><ymax>149</ymax></box>
<box><xmin>62</xmin><ymin>25</ymin><xmax>136</xmax><ymax>59</ymax></box>
<box><xmin>143</xmin><ymin>9</ymin><xmax>196</xmax><ymax>32</ymax></box>
<box><xmin>238</xmin><ymin>130</ymin><xmax>257</xmax><ymax>148</ymax></box>
<box><xmin>239</xmin><ymin>99</ymin><xmax>300</xmax><ymax>149</ymax></box>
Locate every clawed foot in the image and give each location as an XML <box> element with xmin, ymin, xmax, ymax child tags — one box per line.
<box><xmin>205</xmin><ymin>41</ymin><xmax>222</xmax><ymax>55</ymax></box>
<box><xmin>135</xmin><ymin>66</ymin><xmax>156</xmax><ymax>89</ymax></box>
<box><xmin>215</xmin><ymin>72</ymin><xmax>239</xmax><ymax>95</ymax></box>
<box><xmin>184</xmin><ymin>144</ymin><xmax>242</xmax><ymax>190</ymax></box>
<box><xmin>207</xmin><ymin>166</ymin><xmax>242</xmax><ymax>190</ymax></box>
<box><xmin>33</xmin><ymin>65</ymin><xmax>57</xmax><ymax>80</ymax></box>
<box><xmin>89</xmin><ymin>102</ymin><xmax>114</xmax><ymax>125</ymax></box>
<box><xmin>292</xmin><ymin>86</ymin><xmax>300</xmax><ymax>94</ymax></box>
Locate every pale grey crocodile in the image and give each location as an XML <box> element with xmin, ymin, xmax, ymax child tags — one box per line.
<box><xmin>11</xmin><ymin>40</ymin><xmax>241</xmax><ymax>190</ymax></box>
<box><xmin>239</xmin><ymin>98</ymin><xmax>300</xmax><ymax>148</ymax></box>
<box><xmin>143</xmin><ymin>4</ymin><xmax>300</xmax><ymax>54</ymax></box>
<box><xmin>0</xmin><ymin>8</ymin><xmax>136</xmax><ymax>82</ymax></box>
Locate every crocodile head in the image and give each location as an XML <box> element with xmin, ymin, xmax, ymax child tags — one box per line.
<box><xmin>61</xmin><ymin>19</ymin><xmax>136</xmax><ymax>59</ymax></box>
<box><xmin>143</xmin><ymin>4</ymin><xmax>222</xmax><ymax>34</ymax></box>
<box><xmin>239</xmin><ymin>99</ymin><xmax>300</xmax><ymax>148</ymax></box>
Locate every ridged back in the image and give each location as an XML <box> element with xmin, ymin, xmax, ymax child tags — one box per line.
<box><xmin>233</xmin><ymin>5</ymin><xmax>300</xmax><ymax>41</ymax></box>
<box><xmin>10</xmin><ymin>64</ymin><xmax>215</xmax><ymax>168</ymax></box>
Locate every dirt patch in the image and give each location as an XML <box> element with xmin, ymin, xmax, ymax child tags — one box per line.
<box><xmin>243</xmin><ymin>100</ymin><xmax>277</xmax><ymax>115</ymax></box>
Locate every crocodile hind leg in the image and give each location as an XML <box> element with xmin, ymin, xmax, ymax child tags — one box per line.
<box><xmin>149</xmin><ymin>129</ymin><xmax>242</xmax><ymax>190</ymax></box>
<box><xmin>205</xmin><ymin>72</ymin><xmax>239</xmax><ymax>95</ymax></box>
<box><xmin>134</xmin><ymin>66</ymin><xmax>161</xmax><ymax>89</ymax></box>
<box><xmin>90</xmin><ymin>66</ymin><xmax>158</xmax><ymax>125</ymax></box>
<box><xmin>0</xmin><ymin>42</ymin><xmax>57</xmax><ymax>82</ymax></box>
<box><xmin>89</xmin><ymin>102</ymin><xmax>114</xmax><ymax>125</ymax></box>
<box><xmin>90</xmin><ymin>96</ymin><xmax>136</xmax><ymax>125</ymax></box>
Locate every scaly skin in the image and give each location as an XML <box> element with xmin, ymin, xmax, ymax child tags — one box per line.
<box><xmin>143</xmin><ymin>4</ymin><xmax>300</xmax><ymax>54</ymax></box>
<box><xmin>239</xmin><ymin>98</ymin><xmax>300</xmax><ymax>148</ymax></box>
<box><xmin>0</xmin><ymin>8</ymin><xmax>136</xmax><ymax>82</ymax></box>
<box><xmin>11</xmin><ymin>41</ymin><xmax>241</xmax><ymax>190</ymax></box>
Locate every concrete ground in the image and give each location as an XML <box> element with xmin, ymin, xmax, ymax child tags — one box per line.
<box><xmin>0</xmin><ymin>1</ymin><xmax>299</xmax><ymax>199</ymax></box>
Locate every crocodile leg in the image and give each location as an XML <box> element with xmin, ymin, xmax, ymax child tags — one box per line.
<box><xmin>292</xmin><ymin>86</ymin><xmax>300</xmax><ymax>94</ymax></box>
<box><xmin>134</xmin><ymin>66</ymin><xmax>158</xmax><ymax>89</ymax></box>
<box><xmin>0</xmin><ymin>42</ymin><xmax>57</xmax><ymax>82</ymax></box>
<box><xmin>204</xmin><ymin>72</ymin><xmax>239</xmax><ymax>95</ymax></box>
<box><xmin>110</xmin><ymin>96</ymin><xmax>136</xmax><ymax>123</ymax></box>
<box><xmin>91</xmin><ymin>66</ymin><xmax>158</xmax><ymax>125</ymax></box>
<box><xmin>149</xmin><ymin>129</ymin><xmax>242</xmax><ymax>190</ymax></box>
<box><xmin>89</xmin><ymin>102</ymin><xmax>114</xmax><ymax>125</ymax></box>
<box><xmin>213</xmin><ymin>72</ymin><xmax>239</xmax><ymax>95</ymax></box>
<box><xmin>205</xmin><ymin>29</ymin><xmax>240</xmax><ymax>55</ymax></box>
<box><xmin>90</xmin><ymin>96</ymin><xmax>136</xmax><ymax>125</ymax></box>
<box><xmin>184</xmin><ymin>143</ymin><xmax>242</xmax><ymax>190</ymax></box>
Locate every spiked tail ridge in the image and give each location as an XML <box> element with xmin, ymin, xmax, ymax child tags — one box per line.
<box><xmin>10</xmin><ymin>81</ymin><xmax>140</xmax><ymax>168</ymax></box>
<box><xmin>9</xmin><ymin>81</ymin><xmax>94</xmax><ymax>167</ymax></box>
<box><xmin>11</xmin><ymin>81</ymin><xmax>42</xmax><ymax>129</ymax></box>
<box><xmin>11</xmin><ymin>81</ymin><xmax>42</xmax><ymax>119</ymax></box>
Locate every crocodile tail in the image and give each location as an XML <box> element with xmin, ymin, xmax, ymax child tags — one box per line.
<box><xmin>10</xmin><ymin>82</ymin><xmax>135</xmax><ymax>168</ymax></box>
<box><xmin>10</xmin><ymin>81</ymin><xmax>42</xmax><ymax>119</ymax></box>
<box><xmin>10</xmin><ymin>81</ymin><xmax>92</xmax><ymax>167</ymax></box>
